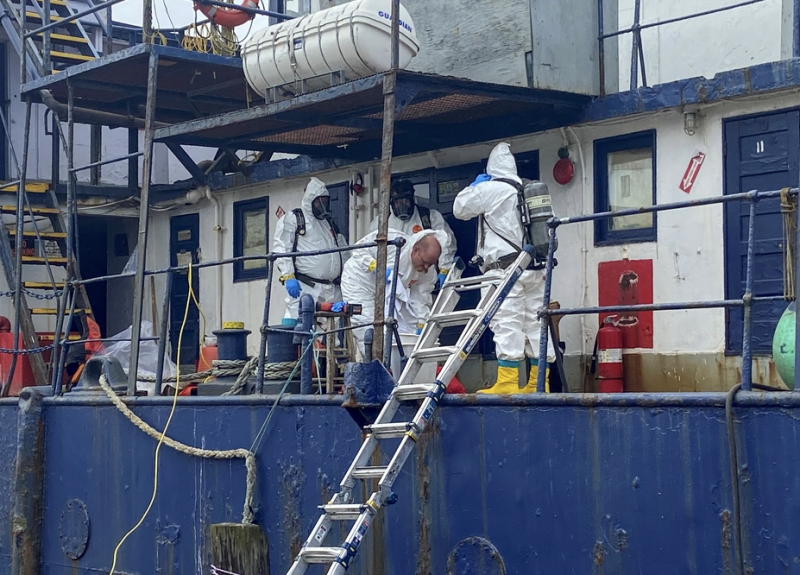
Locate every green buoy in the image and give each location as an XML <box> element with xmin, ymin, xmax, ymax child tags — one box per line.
<box><xmin>772</xmin><ymin>302</ymin><xmax>796</xmax><ymax>390</ymax></box>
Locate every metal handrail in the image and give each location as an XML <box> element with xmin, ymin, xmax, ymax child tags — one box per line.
<box><xmin>534</xmin><ymin>187</ymin><xmax>799</xmax><ymax>394</ymax></box>
<box><xmin>53</xmin><ymin>238</ymin><xmax>407</xmax><ymax>396</ymax></box>
<box><xmin>598</xmin><ymin>0</ymin><xmax>770</xmax><ymax>94</ymax></box>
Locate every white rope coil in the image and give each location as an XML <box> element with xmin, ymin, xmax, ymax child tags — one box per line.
<box><xmin>98</xmin><ymin>373</ymin><xmax>256</xmax><ymax>524</ymax></box>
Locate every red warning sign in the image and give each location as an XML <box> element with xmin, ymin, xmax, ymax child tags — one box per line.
<box><xmin>679</xmin><ymin>151</ymin><xmax>706</xmax><ymax>194</ymax></box>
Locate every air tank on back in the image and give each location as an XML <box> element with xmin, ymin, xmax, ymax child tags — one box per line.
<box><xmin>242</xmin><ymin>0</ymin><xmax>420</xmax><ymax>95</ymax></box>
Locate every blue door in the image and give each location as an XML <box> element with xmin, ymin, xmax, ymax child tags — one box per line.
<box><xmin>170</xmin><ymin>214</ymin><xmax>201</xmax><ymax>370</ymax></box>
<box><xmin>724</xmin><ymin>111</ymin><xmax>799</xmax><ymax>353</ymax></box>
<box><xmin>327</xmin><ymin>181</ymin><xmax>349</xmax><ymax>240</ymax></box>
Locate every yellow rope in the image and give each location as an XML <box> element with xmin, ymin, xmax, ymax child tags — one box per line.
<box><xmin>105</xmin><ymin>262</ymin><xmax>255</xmax><ymax>575</ymax></box>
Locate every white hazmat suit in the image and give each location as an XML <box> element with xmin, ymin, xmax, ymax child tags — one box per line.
<box><xmin>273</xmin><ymin>177</ymin><xmax>348</xmax><ymax>320</ymax></box>
<box><xmin>453</xmin><ymin>142</ymin><xmax>554</xmax><ymax>393</ymax></box>
<box><xmin>368</xmin><ymin>206</ymin><xmax>457</xmax><ymax>274</ymax></box>
<box><xmin>341</xmin><ymin>229</ymin><xmax>447</xmax><ymax>353</ymax></box>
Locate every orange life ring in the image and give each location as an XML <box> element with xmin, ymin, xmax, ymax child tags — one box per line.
<box><xmin>194</xmin><ymin>0</ymin><xmax>257</xmax><ymax>28</ymax></box>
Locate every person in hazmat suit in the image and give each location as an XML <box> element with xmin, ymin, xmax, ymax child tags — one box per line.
<box><xmin>453</xmin><ymin>142</ymin><xmax>555</xmax><ymax>393</ymax></box>
<box><xmin>273</xmin><ymin>177</ymin><xmax>349</xmax><ymax>324</ymax></box>
<box><xmin>369</xmin><ymin>179</ymin><xmax>457</xmax><ymax>289</ymax></box>
<box><xmin>341</xmin><ymin>229</ymin><xmax>447</xmax><ymax>356</ymax></box>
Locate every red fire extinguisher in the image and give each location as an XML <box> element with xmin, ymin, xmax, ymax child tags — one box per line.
<box><xmin>595</xmin><ymin>316</ymin><xmax>624</xmax><ymax>393</ymax></box>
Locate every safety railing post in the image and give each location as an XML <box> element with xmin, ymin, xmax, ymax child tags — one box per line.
<box><xmin>629</xmin><ymin>0</ymin><xmax>640</xmax><ymax>91</ymax></box>
<box><xmin>536</xmin><ymin>220</ymin><xmax>559</xmax><ymax>393</ymax></box>
<box><xmin>154</xmin><ymin>271</ymin><xmax>173</xmax><ymax>395</ymax></box>
<box><xmin>795</xmin><ymin>176</ymin><xmax>800</xmax><ymax>390</ymax></box>
<box><xmin>382</xmin><ymin>239</ymin><xmax>404</xmax><ymax>368</ymax></box>
<box><xmin>597</xmin><ymin>0</ymin><xmax>605</xmax><ymax>96</ymax></box>
<box><xmin>3</xmin><ymin>98</ymin><xmax>34</xmax><ymax>395</ymax></box>
<box><xmin>741</xmin><ymin>194</ymin><xmax>757</xmax><ymax>391</ymax></box>
<box><xmin>128</xmin><ymin>50</ymin><xmax>159</xmax><ymax>396</ymax></box>
<box><xmin>255</xmin><ymin>256</ymin><xmax>275</xmax><ymax>394</ymax></box>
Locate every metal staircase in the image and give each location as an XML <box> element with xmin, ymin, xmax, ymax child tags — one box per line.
<box><xmin>0</xmin><ymin>180</ymin><xmax>93</xmax><ymax>386</ymax></box>
<box><xmin>0</xmin><ymin>0</ymin><xmax>99</xmax><ymax>79</ymax></box>
<box><xmin>285</xmin><ymin>246</ymin><xmax>536</xmax><ymax>575</ymax></box>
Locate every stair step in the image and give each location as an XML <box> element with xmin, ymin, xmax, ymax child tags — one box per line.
<box><xmin>365</xmin><ymin>422</ymin><xmax>417</xmax><ymax>439</ymax></box>
<box><xmin>8</xmin><ymin>230</ymin><xmax>66</xmax><ymax>239</ymax></box>
<box><xmin>426</xmin><ymin>309</ymin><xmax>482</xmax><ymax>326</ymax></box>
<box><xmin>0</xmin><ymin>181</ymin><xmax>48</xmax><ymax>193</ymax></box>
<box><xmin>350</xmin><ymin>465</ymin><xmax>388</xmax><ymax>480</ymax></box>
<box><xmin>24</xmin><ymin>10</ymin><xmax>76</xmax><ymax>23</ymax></box>
<box><xmin>410</xmin><ymin>346</ymin><xmax>459</xmax><ymax>363</ymax></box>
<box><xmin>34</xmin><ymin>32</ymin><xmax>89</xmax><ymax>45</ymax></box>
<box><xmin>320</xmin><ymin>504</ymin><xmax>366</xmax><ymax>520</ymax></box>
<box><xmin>31</xmin><ymin>308</ymin><xmax>88</xmax><ymax>315</ymax></box>
<box><xmin>38</xmin><ymin>333</ymin><xmax>80</xmax><ymax>342</ymax></box>
<box><xmin>392</xmin><ymin>383</ymin><xmax>439</xmax><ymax>401</ymax></box>
<box><xmin>21</xmin><ymin>255</ymin><xmax>67</xmax><ymax>265</ymax></box>
<box><xmin>50</xmin><ymin>50</ymin><xmax>93</xmax><ymax>63</ymax></box>
<box><xmin>297</xmin><ymin>546</ymin><xmax>342</xmax><ymax>564</ymax></box>
<box><xmin>23</xmin><ymin>281</ymin><xmax>65</xmax><ymax>290</ymax></box>
<box><xmin>1</xmin><ymin>205</ymin><xmax>59</xmax><ymax>216</ymax></box>
<box><xmin>30</xmin><ymin>0</ymin><xmax>69</xmax><ymax>7</ymax></box>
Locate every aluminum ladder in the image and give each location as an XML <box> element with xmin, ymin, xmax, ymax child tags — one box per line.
<box><xmin>286</xmin><ymin>245</ymin><xmax>536</xmax><ymax>575</ymax></box>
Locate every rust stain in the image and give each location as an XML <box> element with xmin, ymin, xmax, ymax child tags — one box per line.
<box><xmin>280</xmin><ymin>461</ymin><xmax>305</xmax><ymax>562</ymax></box>
<box><xmin>720</xmin><ymin>509</ymin><xmax>732</xmax><ymax>550</ymax></box>
<box><xmin>593</xmin><ymin>541</ymin><xmax>605</xmax><ymax>568</ymax></box>
<box><xmin>416</xmin><ymin>422</ymin><xmax>433</xmax><ymax>575</ymax></box>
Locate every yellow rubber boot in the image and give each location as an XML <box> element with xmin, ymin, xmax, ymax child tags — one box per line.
<box><xmin>477</xmin><ymin>360</ymin><xmax>521</xmax><ymax>394</ymax></box>
<box><xmin>521</xmin><ymin>359</ymin><xmax>550</xmax><ymax>393</ymax></box>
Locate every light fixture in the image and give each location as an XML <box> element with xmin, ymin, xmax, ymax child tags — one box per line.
<box><xmin>683</xmin><ymin>106</ymin><xmax>699</xmax><ymax>136</ymax></box>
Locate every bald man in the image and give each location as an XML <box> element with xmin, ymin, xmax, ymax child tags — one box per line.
<box><xmin>342</xmin><ymin>229</ymin><xmax>447</xmax><ymax>354</ymax></box>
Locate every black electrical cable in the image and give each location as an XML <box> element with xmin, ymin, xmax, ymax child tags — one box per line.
<box><xmin>726</xmin><ymin>383</ymin><xmax>745</xmax><ymax>575</ymax></box>
<box><xmin>725</xmin><ymin>381</ymin><xmax>788</xmax><ymax>575</ymax></box>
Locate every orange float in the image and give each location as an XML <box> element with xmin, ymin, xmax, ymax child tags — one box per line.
<box><xmin>194</xmin><ymin>0</ymin><xmax>257</xmax><ymax>28</ymax></box>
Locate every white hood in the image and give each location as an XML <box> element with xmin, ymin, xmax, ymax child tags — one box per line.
<box><xmin>486</xmin><ymin>142</ymin><xmax>521</xmax><ymax>185</ymax></box>
<box><xmin>301</xmin><ymin>177</ymin><xmax>329</xmax><ymax>212</ymax></box>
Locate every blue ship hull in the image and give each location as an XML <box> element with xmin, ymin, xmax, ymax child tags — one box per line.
<box><xmin>3</xmin><ymin>391</ymin><xmax>799</xmax><ymax>575</ymax></box>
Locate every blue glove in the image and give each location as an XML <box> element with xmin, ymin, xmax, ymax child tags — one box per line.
<box><xmin>471</xmin><ymin>174</ymin><xmax>491</xmax><ymax>186</ymax></box>
<box><xmin>386</xmin><ymin>268</ymin><xmax>393</xmax><ymax>283</ymax></box>
<box><xmin>437</xmin><ymin>272</ymin><xmax>447</xmax><ymax>289</ymax></box>
<box><xmin>285</xmin><ymin>278</ymin><xmax>301</xmax><ymax>298</ymax></box>
<box><xmin>331</xmin><ymin>301</ymin><xmax>346</xmax><ymax>313</ymax></box>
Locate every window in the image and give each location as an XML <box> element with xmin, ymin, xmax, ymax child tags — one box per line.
<box><xmin>594</xmin><ymin>131</ymin><xmax>656</xmax><ymax>245</ymax></box>
<box><xmin>233</xmin><ymin>197</ymin><xmax>269</xmax><ymax>282</ymax></box>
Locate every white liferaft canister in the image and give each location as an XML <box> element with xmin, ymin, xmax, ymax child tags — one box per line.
<box><xmin>241</xmin><ymin>0</ymin><xmax>420</xmax><ymax>94</ymax></box>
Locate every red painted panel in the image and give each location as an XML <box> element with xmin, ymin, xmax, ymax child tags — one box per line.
<box><xmin>598</xmin><ymin>259</ymin><xmax>654</xmax><ymax>349</ymax></box>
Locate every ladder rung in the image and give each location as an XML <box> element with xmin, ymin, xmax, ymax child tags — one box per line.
<box><xmin>1</xmin><ymin>205</ymin><xmax>59</xmax><ymax>216</ymax></box>
<box><xmin>23</xmin><ymin>281</ymin><xmax>65</xmax><ymax>290</ymax></box>
<box><xmin>320</xmin><ymin>503</ymin><xmax>366</xmax><ymax>520</ymax></box>
<box><xmin>50</xmin><ymin>50</ymin><xmax>94</xmax><ymax>63</ymax></box>
<box><xmin>0</xmin><ymin>181</ymin><xmax>48</xmax><ymax>193</ymax></box>
<box><xmin>350</xmin><ymin>465</ymin><xmax>387</xmax><ymax>480</ymax></box>
<box><xmin>32</xmin><ymin>308</ymin><xmax>88</xmax><ymax>315</ymax></box>
<box><xmin>366</xmin><ymin>422</ymin><xmax>416</xmax><ymax>439</ymax></box>
<box><xmin>392</xmin><ymin>383</ymin><xmax>439</xmax><ymax>401</ymax></box>
<box><xmin>410</xmin><ymin>346</ymin><xmax>459</xmax><ymax>362</ymax></box>
<box><xmin>21</xmin><ymin>256</ymin><xmax>67</xmax><ymax>265</ymax></box>
<box><xmin>298</xmin><ymin>546</ymin><xmax>342</xmax><ymax>563</ymax></box>
<box><xmin>8</xmin><ymin>230</ymin><xmax>66</xmax><ymax>239</ymax></box>
<box><xmin>449</xmin><ymin>275</ymin><xmax>500</xmax><ymax>288</ymax></box>
<box><xmin>426</xmin><ymin>309</ymin><xmax>482</xmax><ymax>325</ymax></box>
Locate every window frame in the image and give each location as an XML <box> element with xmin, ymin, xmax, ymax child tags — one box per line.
<box><xmin>233</xmin><ymin>196</ymin><xmax>270</xmax><ymax>283</ymax></box>
<box><xmin>594</xmin><ymin>130</ymin><xmax>657</xmax><ymax>246</ymax></box>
